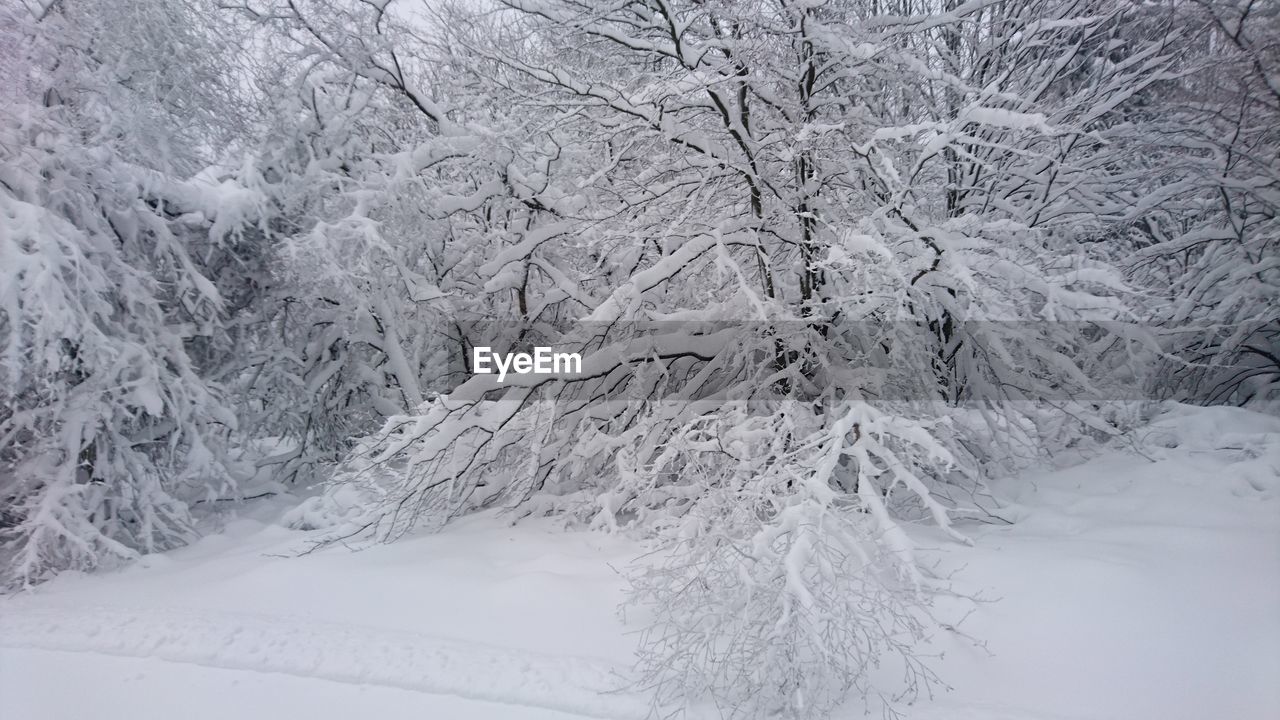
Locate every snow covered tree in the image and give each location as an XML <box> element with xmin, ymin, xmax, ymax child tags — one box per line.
<box><xmin>1122</xmin><ymin>0</ymin><xmax>1279</xmax><ymax>408</ymax></box>
<box><xmin>0</xmin><ymin>0</ymin><xmax>262</xmax><ymax>585</ymax></box>
<box><xmin>279</xmin><ymin>0</ymin><xmax>1179</xmax><ymax>714</ymax></box>
<box><xmin>221</xmin><ymin>0</ymin><xmax>605</xmax><ymax>484</ymax></box>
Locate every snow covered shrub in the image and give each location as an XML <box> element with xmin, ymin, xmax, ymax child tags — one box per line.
<box><xmin>624</xmin><ymin>402</ymin><xmax>955</xmax><ymax>718</ymax></box>
<box><xmin>631</xmin><ymin>500</ymin><xmax>933</xmax><ymax>718</ymax></box>
<box><xmin>0</xmin><ymin>0</ymin><xmax>259</xmax><ymax>586</ymax></box>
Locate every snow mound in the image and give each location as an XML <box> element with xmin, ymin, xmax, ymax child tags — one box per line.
<box><xmin>1143</xmin><ymin>402</ymin><xmax>1280</xmax><ymax>452</ymax></box>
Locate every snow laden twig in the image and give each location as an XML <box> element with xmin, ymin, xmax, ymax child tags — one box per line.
<box><xmin>623</xmin><ymin>402</ymin><xmax>957</xmax><ymax>719</ymax></box>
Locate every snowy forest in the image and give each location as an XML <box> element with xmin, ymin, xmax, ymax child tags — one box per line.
<box><xmin>1</xmin><ymin>0</ymin><xmax>1277</xmax><ymax>718</ymax></box>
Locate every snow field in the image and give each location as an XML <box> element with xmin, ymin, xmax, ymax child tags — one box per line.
<box><xmin>2</xmin><ymin>405</ymin><xmax>1277</xmax><ymax>720</ymax></box>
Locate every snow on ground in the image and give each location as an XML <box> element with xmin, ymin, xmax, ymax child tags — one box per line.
<box><xmin>1</xmin><ymin>511</ymin><xmax>648</xmax><ymax>719</ymax></box>
<box><xmin>2</xmin><ymin>404</ymin><xmax>1278</xmax><ymax>720</ymax></box>
<box><xmin>909</xmin><ymin>404</ymin><xmax>1280</xmax><ymax>720</ymax></box>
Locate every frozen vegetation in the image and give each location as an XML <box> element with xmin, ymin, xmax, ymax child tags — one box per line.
<box><xmin>1</xmin><ymin>0</ymin><xmax>1277</xmax><ymax>717</ymax></box>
